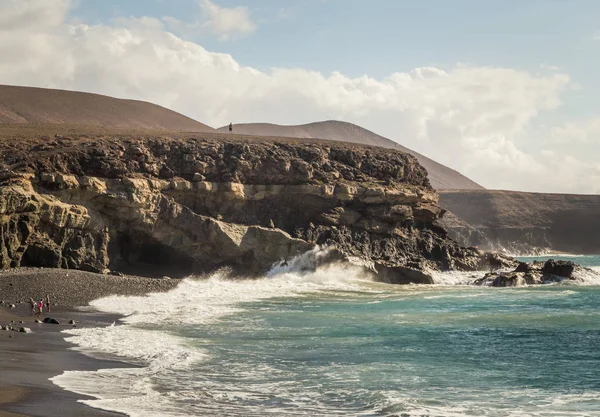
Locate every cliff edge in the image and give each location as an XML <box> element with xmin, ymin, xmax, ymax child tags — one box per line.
<box><xmin>217</xmin><ymin>121</ymin><xmax>484</xmax><ymax>191</ymax></box>
<box><xmin>0</xmin><ymin>126</ymin><xmax>505</xmax><ymax>283</ymax></box>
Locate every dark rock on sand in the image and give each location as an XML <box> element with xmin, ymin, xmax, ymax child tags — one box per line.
<box><xmin>43</xmin><ymin>317</ymin><xmax>60</xmax><ymax>324</ymax></box>
<box><xmin>19</xmin><ymin>327</ymin><xmax>32</xmax><ymax>333</ymax></box>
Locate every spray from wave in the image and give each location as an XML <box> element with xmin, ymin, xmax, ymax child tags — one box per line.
<box><xmin>51</xmin><ymin>247</ymin><xmax>381</xmax><ymax>417</ymax></box>
<box><xmin>50</xmin><ymin>249</ymin><xmax>600</xmax><ymax>417</ymax></box>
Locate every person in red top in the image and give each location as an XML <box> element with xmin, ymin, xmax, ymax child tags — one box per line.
<box><xmin>35</xmin><ymin>299</ymin><xmax>44</xmax><ymax>318</ymax></box>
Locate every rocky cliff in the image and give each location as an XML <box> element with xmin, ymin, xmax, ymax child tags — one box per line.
<box><xmin>439</xmin><ymin>190</ymin><xmax>600</xmax><ymax>255</ymax></box>
<box><xmin>0</xmin><ymin>126</ymin><xmax>505</xmax><ymax>283</ymax></box>
<box><xmin>217</xmin><ymin>121</ymin><xmax>484</xmax><ymax>190</ymax></box>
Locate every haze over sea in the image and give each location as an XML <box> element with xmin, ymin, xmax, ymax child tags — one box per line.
<box><xmin>53</xmin><ymin>252</ymin><xmax>600</xmax><ymax>417</ymax></box>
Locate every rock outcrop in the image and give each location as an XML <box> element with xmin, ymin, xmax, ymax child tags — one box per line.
<box><xmin>0</xmin><ymin>128</ymin><xmax>508</xmax><ymax>282</ymax></box>
<box><xmin>474</xmin><ymin>259</ymin><xmax>585</xmax><ymax>287</ymax></box>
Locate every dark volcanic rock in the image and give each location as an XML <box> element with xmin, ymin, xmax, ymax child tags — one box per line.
<box><xmin>542</xmin><ymin>259</ymin><xmax>575</xmax><ymax>278</ymax></box>
<box><xmin>475</xmin><ymin>258</ymin><xmax>585</xmax><ymax>287</ymax></box>
<box><xmin>474</xmin><ymin>271</ymin><xmax>542</xmax><ymax>287</ymax></box>
<box><xmin>0</xmin><ymin>129</ymin><xmax>511</xmax><ymax>283</ymax></box>
<box><xmin>375</xmin><ymin>264</ymin><xmax>434</xmax><ymax>285</ymax></box>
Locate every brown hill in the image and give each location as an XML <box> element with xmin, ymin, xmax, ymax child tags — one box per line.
<box><xmin>217</xmin><ymin>121</ymin><xmax>483</xmax><ymax>190</ymax></box>
<box><xmin>439</xmin><ymin>190</ymin><xmax>600</xmax><ymax>254</ymax></box>
<box><xmin>0</xmin><ymin>85</ymin><xmax>214</xmax><ymax>132</ymax></box>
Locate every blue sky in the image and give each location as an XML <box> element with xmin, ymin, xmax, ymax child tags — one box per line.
<box><xmin>71</xmin><ymin>1</ymin><xmax>595</xmax><ymax>72</ymax></box>
<box><xmin>1</xmin><ymin>0</ymin><xmax>599</xmax><ymax>192</ymax></box>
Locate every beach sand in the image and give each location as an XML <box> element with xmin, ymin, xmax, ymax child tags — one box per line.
<box><xmin>0</xmin><ymin>268</ymin><xmax>182</xmax><ymax>417</ymax></box>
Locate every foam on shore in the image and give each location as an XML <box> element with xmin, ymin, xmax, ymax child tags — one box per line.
<box><xmin>51</xmin><ymin>250</ymin><xmax>600</xmax><ymax>417</ymax></box>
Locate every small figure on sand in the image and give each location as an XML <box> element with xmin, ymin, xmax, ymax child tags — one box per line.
<box><xmin>229</xmin><ymin>122</ymin><xmax>233</xmax><ymax>133</ymax></box>
<box><xmin>45</xmin><ymin>294</ymin><xmax>51</xmax><ymax>313</ymax></box>
<box><xmin>35</xmin><ymin>299</ymin><xmax>44</xmax><ymax>318</ymax></box>
<box><xmin>29</xmin><ymin>298</ymin><xmax>36</xmax><ymax>315</ymax></box>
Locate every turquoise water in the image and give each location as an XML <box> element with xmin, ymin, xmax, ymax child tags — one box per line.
<box><xmin>53</xmin><ymin>254</ymin><xmax>600</xmax><ymax>417</ymax></box>
<box><xmin>517</xmin><ymin>254</ymin><xmax>600</xmax><ymax>269</ymax></box>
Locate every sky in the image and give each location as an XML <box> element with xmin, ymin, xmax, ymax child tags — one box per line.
<box><xmin>0</xmin><ymin>0</ymin><xmax>599</xmax><ymax>193</ymax></box>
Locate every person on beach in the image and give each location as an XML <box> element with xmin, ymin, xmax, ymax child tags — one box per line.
<box><xmin>229</xmin><ymin>122</ymin><xmax>233</xmax><ymax>133</ymax></box>
<box><xmin>45</xmin><ymin>294</ymin><xmax>51</xmax><ymax>313</ymax></box>
<box><xmin>29</xmin><ymin>298</ymin><xmax>36</xmax><ymax>315</ymax></box>
<box><xmin>35</xmin><ymin>299</ymin><xmax>44</xmax><ymax>318</ymax></box>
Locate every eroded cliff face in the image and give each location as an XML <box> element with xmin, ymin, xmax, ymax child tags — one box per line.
<box><xmin>439</xmin><ymin>190</ymin><xmax>600</xmax><ymax>255</ymax></box>
<box><xmin>0</xmin><ymin>131</ymin><xmax>504</xmax><ymax>282</ymax></box>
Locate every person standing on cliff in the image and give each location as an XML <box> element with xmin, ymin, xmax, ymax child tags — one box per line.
<box><xmin>229</xmin><ymin>122</ymin><xmax>233</xmax><ymax>133</ymax></box>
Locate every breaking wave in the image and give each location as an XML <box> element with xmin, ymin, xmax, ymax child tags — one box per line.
<box><xmin>51</xmin><ymin>250</ymin><xmax>600</xmax><ymax>416</ymax></box>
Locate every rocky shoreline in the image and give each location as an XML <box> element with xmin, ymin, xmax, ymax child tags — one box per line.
<box><xmin>0</xmin><ymin>265</ymin><xmax>181</xmax><ymax>417</ymax></box>
<box><xmin>474</xmin><ymin>259</ymin><xmax>593</xmax><ymax>287</ymax></box>
<box><xmin>0</xmin><ymin>127</ymin><xmax>514</xmax><ymax>284</ymax></box>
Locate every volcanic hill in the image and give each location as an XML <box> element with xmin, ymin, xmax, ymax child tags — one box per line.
<box><xmin>0</xmin><ymin>85</ymin><xmax>213</xmax><ymax>132</ymax></box>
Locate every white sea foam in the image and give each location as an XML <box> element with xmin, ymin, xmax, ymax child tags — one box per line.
<box><xmin>379</xmin><ymin>388</ymin><xmax>600</xmax><ymax>417</ymax></box>
<box><xmin>430</xmin><ymin>270</ymin><xmax>486</xmax><ymax>286</ymax></box>
<box><xmin>51</xmin><ymin>249</ymin><xmax>600</xmax><ymax>416</ymax></box>
<box><xmin>52</xmin><ymin>248</ymin><xmax>377</xmax><ymax>417</ymax></box>
<box><xmin>430</xmin><ymin>266</ymin><xmax>600</xmax><ymax>287</ymax></box>
<box><xmin>572</xmin><ymin>267</ymin><xmax>600</xmax><ymax>286</ymax></box>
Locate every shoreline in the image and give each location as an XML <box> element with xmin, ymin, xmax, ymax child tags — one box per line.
<box><xmin>0</xmin><ymin>268</ymin><xmax>182</xmax><ymax>417</ymax></box>
<box><xmin>0</xmin><ymin>305</ymin><xmax>131</xmax><ymax>417</ymax></box>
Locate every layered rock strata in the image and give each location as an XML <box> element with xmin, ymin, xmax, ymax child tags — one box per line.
<box><xmin>0</xmin><ymin>131</ymin><xmax>507</xmax><ymax>282</ymax></box>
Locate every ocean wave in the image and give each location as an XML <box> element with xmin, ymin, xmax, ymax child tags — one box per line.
<box><xmin>572</xmin><ymin>267</ymin><xmax>600</xmax><ymax>286</ymax></box>
<box><xmin>51</xmin><ymin>249</ymin><xmax>600</xmax><ymax>417</ymax></box>
<box><xmin>52</xmin><ymin>248</ymin><xmax>379</xmax><ymax>417</ymax></box>
<box><xmin>430</xmin><ymin>270</ymin><xmax>486</xmax><ymax>286</ymax></box>
<box><xmin>379</xmin><ymin>388</ymin><xmax>600</xmax><ymax>417</ymax></box>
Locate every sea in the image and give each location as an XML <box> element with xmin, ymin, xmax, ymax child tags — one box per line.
<box><xmin>52</xmin><ymin>251</ymin><xmax>600</xmax><ymax>417</ymax></box>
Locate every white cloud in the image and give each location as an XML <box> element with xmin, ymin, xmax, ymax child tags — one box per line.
<box><xmin>200</xmin><ymin>0</ymin><xmax>256</xmax><ymax>39</ymax></box>
<box><xmin>0</xmin><ymin>0</ymin><xmax>597</xmax><ymax>193</ymax></box>
<box><xmin>0</xmin><ymin>0</ymin><xmax>71</xmax><ymax>31</ymax></box>
<box><xmin>164</xmin><ymin>0</ymin><xmax>256</xmax><ymax>41</ymax></box>
<box><xmin>550</xmin><ymin>117</ymin><xmax>600</xmax><ymax>143</ymax></box>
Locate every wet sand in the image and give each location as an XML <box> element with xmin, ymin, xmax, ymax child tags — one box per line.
<box><xmin>0</xmin><ymin>268</ymin><xmax>183</xmax><ymax>417</ymax></box>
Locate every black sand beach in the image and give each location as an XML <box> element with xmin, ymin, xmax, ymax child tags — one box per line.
<box><xmin>0</xmin><ymin>268</ymin><xmax>182</xmax><ymax>417</ymax></box>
